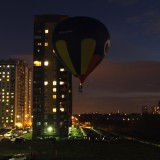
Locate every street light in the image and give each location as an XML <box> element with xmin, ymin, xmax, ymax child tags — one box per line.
<box><xmin>47</xmin><ymin>126</ymin><xmax>53</xmax><ymax>133</ymax></box>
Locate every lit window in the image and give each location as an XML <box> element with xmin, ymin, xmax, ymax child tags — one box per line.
<box><xmin>45</xmin><ymin>29</ymin><xmax>49</xmax><ymax>33</ymax></box>
<box><xmin>53</xmin><ymin>95</ymin><xmax>57</xmax><ymax>99</ymax></box>
<box><xmin>60</xmin><ymin>81</ymin><xmax>64</xmax><ymax>85</ymax></box>
<box><xmin>44</xmin><ymin>61</ymin><xmax>49</xmax><ymax>66</ymax></box>
<box><xmin>10</xmin><ymin>120</ymin><xmax>13</xmax><ymax>122</ymax></box>
<box><xmin>45</xmin><ymin>42</ymin><xmax>48</xmax><ymax>46</ymax></box>
<box><xmin>34</xmin><ymin>61</ymin><xmax>41</xmax><ymax>66</ymax></box>
<box><xmin>60</xmin><ymin>108</ymin><xmax>64</xmax><ymax>112</ymax></box>
<box><xmin>44</xmin><ymin>122</ymin><xmax>48</xmax><ymax>126</ymax></box>
<box><xmin>62</xmin><ymin>95</ymin><xmax>65</xmax><ymax>98</ymax></box>
<box><xmin>37</xmin><ymin>122</ymin><xmax>41</xmax><ymax>125</ymax></box>
<box><xmin>60</xmin><ymin>68</ymin><xmax>65</xmax><ymax>72</ymax></box>
<box><xmin>37</xmin><ymin>49</ymin><xmax>40</xmax><ymax>52</ymax></box>
<box><xmin>60</xmin><ymin>122</ymin><xmax>64</xmax><ymax>126</ymax></box>
<box><xmin>37</xmin><ymin>43</ymin><xmax>42</xmax><ymax>46</ymax></box>
<box><xmin>44</xmin><ymin>81</ymin><xmax>48</xmax><ymax>85</ymax></box>
<box><xmin>53</xmin><ymin>81</ymin><xmax>57</xmax><ymax>85</ymax></box>
<box><xmin>53</xmin><ymin>108</ymin><xmax>56</xmax><ymax>112</ymax></box>
<box><xmin>53</xmin><ymin>88</ymin><xmax>57</xmax><ymax>92</ymax></box>
<box><xmin>6</xmin><ymin>110</ymin><xmax>9</xmax><ymax>112</ymax></box>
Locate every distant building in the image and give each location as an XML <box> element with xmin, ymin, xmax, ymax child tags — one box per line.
<box><xmin>142</xmin><ymin>101</ymin><xmax>160</xmax><ymax>114</ymax></box>
<box><xmin>0</xmin><ymin>59</ymin><xmax>32</xmax><ymax>129</ymax></box>
<box><xmin>152</xmin><ymin>106</ymin><xmax>160</xmax><ymax>114</ymax></box>
<box><xmin>32</xmin><ymin>15</ymin><xmax>72</xmax><ymax>139</ymax></box>
<box><xmin>152</xmin><ymin>101</ymin><xmax>160</xmax><ymax>114</ymax></box>
<box><xmin>142</xmin><ymin>105</ymin><xmax>150</xmax><ymax>114</ymax></box>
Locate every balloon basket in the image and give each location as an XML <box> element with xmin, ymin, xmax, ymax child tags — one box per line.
<box><xmin>78</xmin><ymin>83</ymin><xmax>83</xmax><ymax>92</ymax></box>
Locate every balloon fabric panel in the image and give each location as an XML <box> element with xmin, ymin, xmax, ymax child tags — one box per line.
<box><xmin>79</xmin><ymin>55</ymin><xmax>103</xmax><ymax>83</ymax></box>
<box><xmin>81</xmin><ymin>39</ymin><xmax>96</xmax><ymax>75</ymax></box>
<box><xmin>67</xmin><ymin>38</ymin><xmax>81</xmax><ymax>75</ymax></box>
<box><xmin>56</xmin><ymin>40</ymin><xmax>77</xmax><ymax>76</ymax></box>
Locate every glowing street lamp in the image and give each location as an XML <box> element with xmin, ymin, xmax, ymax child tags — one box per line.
<box><xmin>47</xmin><ymin>126</ymin><xmax>53</xmax><ymax>133</ymax></box>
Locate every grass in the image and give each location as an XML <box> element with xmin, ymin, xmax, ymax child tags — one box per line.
<box><xmin>71</xmin><ymin>127</ymin><xmax>83</xmax><ymax>138</ymax></box>
<box><xmin>20</xmin><ymin>133</ymin><xmax>32</xmax><ymax>139</ymax></box>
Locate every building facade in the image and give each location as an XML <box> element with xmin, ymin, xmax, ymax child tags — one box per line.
<box><xmin>32</xmin><ymin>15</ymin><xmax>72</xmax><ymax>139</ymax></box>
<box><xmin>0</xmin><ymin>59</ymin><xmax>32</xmax><ymax>129</ymax></box>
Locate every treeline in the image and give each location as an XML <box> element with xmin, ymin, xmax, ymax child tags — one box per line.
<box><xmin>133</xmin><ymin>114</ymin><xmax>160</xmax><ymax>142</ymax></box>
<box><xmin>78</xmin><ymin>113</ymin><xmax>160</xmax><ymax>142</ymax></box>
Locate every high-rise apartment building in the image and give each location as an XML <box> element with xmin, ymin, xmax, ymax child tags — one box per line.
<box><xmin>152</xmin><ymin>101</ymin><xmax>160</xmax><ymax>114</ymax></box>
<box><xmin>142</xmin><ymin>105</ymin><xmax>150</xmax><ymax>114</ymax></box>
<box><xmin>0</xmin><ymin>59</ymin><xmax>32</xmax><ymax>129</ymax></box>
<box><xmin>33</xmin><ymin>15</ymin><xmax>72</xmax><ymax>139</ymax></box>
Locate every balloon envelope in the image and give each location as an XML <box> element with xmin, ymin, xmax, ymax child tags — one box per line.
<box><xmin>52</xmin><ymin>16</ymin><xmax>110</xmax><ymax>83</ymax></box>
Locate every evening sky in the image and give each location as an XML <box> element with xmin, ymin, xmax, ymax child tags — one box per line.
<box><xmin>0</xmin><ymin>0</ymin><xmax>160</xmax><ymax>113</ymax></box>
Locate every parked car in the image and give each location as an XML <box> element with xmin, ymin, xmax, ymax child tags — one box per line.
<box><xmin>22</xmin><ymin>130</ymin><xmax>27</xmax><ymax>134</ymax></box>
<box><xmin>4</xmin><ymin>132</ymin><xmax>12</xmax><ymax>137</ymax></box>
<box><xmin>9</xmin><ymin>154</ymin><xmax>26</xmax><ymax>160</ymax></box>
<box><xmin>13</xmin><ymin>133</ymin><xmax>19</xmax><ymax>137</ymax></box>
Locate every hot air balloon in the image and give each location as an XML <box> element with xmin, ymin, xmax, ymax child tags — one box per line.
<box><xmin>52</xmin><ymin>16</ymin><xmax>110</xmax><ymax>92</ymax></box>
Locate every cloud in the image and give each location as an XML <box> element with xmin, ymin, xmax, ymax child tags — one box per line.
<box><xmin>73</xmin><ymin>60</ymin><xmax>160</xmax><ymax>113</ymax></box>
<box><xmin>85</xmin><ymin>60</ymin><xmax>160</xmax><ymax>92</ymax></box>
<box><xmin>127</xmin><ymin>10</ymin><xmax>160</xmax><ymax>34</ymax></box>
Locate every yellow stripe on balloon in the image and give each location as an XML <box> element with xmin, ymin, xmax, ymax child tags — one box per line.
<box><xmin>56</xmin><ymin>40</ymin><xmax>77</xmax><ymax>75</ymax></box>
<box><xmin>81</xmin><ymin>39</ymin><xmax>96</xmax><ymax>74</ymax></box>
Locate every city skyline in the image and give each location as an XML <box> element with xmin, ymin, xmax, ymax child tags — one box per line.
<box><xmin>0</xmin><ymin>0</ymin><xmax>160</xmax><ymax>113</ymax></box>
